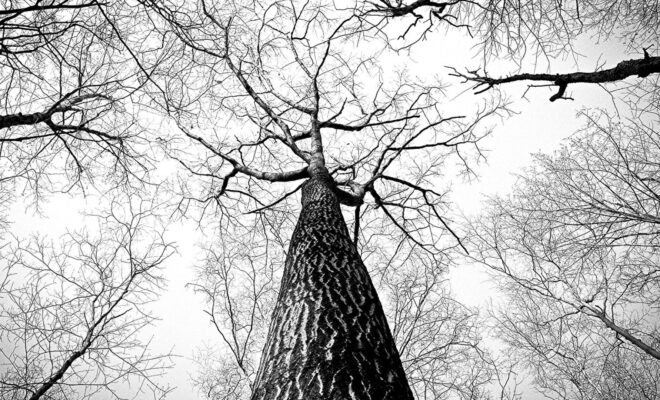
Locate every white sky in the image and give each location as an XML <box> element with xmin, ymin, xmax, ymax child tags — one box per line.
<box><xmin>5</xmin><ymin>20</ymin><xmax>635</xmax><ymax>400</ymax></box>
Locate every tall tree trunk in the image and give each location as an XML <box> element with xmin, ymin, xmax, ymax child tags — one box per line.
<box><xmin>250</xmin><ymin>174</ymin><xmax>414</xmax><ymax>400</ymax></box>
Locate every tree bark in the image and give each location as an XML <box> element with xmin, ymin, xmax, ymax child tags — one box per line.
<box><xmin>250</xmin><ymin>173</ymin><xmax>414</xmax><ymax>400</ymax></box>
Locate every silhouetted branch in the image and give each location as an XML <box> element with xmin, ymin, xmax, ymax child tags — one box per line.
<box><xmin>449</xmin><ymin>55</ymin><xmax>660</xmax><ymax>101</ymax></box>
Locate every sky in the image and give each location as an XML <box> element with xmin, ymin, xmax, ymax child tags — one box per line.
<box><xmin>4</xmin><ymin>14</ymin><xmax>635</xmax><ymax>400</ymax></box>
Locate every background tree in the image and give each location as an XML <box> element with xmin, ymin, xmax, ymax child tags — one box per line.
<box><xmin>1</xmin><ymin>4</ymin><xmax>181</xmax><ymax>397</ymax></box>
<box><xmin>0</xmin><ymin>0</ymin><xmax>171</xmax><ymax>205</ymax></box>
<box><xmin>364</xmin><ymin>0</ymin><xmax>660</xmax><ymax>102</ymax></box>
<box><xmin>468</xmin><ymin>107</ymin><xmax>660</xmax><ymax>399</ymax></box>
<box><xmin>0</xmin><ymin>200</ymin><xmax>174</xmax><ymax>400</ymax></box>
<box><xmin>377</xmin><ymin>251</ymin><xmax>492</xmax><ymax>400</ymax></box>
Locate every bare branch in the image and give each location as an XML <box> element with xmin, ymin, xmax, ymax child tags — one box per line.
<box><xmin>450</xmin><ymin>56</ymin><xmax>660</xmax><ymax>101</ymax></box>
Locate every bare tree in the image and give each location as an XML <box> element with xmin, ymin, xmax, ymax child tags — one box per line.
<box><xmin>188</xmin><ymin>215</ymin><xmax>283</xmax><ymax>400</ymax></box>
<box><xmin>362</xmin><ymin>1</ymin><xmax>660</xmax><ymax>101</ymax></box>
<box><xmin>136</xmin><ymin>0</ymin><xmax>510</xmax><ymax>398</ymax></box>
<box><xmin>376</xmin><ymin>250</ymin><xmax>492</xmax><ymax>400</ymax></box>
<box><xmin>468</xmin><ymin>108</ymin><xmax>660</xmax><ymax>399</ymax></box>
<box><xmin>0</xmin><ymin>200</ymin><xmax>175</xmax><ymax>400</ymax></box>
<box><xmin>364</xmin><ymin>1</ymin><xmax>654</xmax><ymax>50</ymax></box>
<box><xmin>0</xmin><ymin>0</ymin><xmax>171</xmax><ymax>204</ymax></box>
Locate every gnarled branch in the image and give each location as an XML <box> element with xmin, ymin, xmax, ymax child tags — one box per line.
<box><xmin>450</xmin><ymin>55</ymin><xmax>660</xmax><ymax>101</ymax></box>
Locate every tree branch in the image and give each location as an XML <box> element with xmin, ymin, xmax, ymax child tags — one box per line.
<box><xmin>179</xmin><ymin>126</ymin><xmax>309</xmax><ymax>184</ymax></box>
<box><xmin>367</xmin><ymin>0</ymin><xmax>454</xmax><ymax>18</ymax></box>
<box><xmin>581</xmin><ymin>303</ymin><xmax>660</xmax><ymax>361</ymax></box>
<box><xmin>450</xmin><ymin>55</ymin><xmax>660</xmax><ymax>101</ymax></box>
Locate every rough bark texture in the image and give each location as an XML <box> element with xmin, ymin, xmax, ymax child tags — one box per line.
<box><xmin>250</xmin><ymin>174</ymin><xmax>413</xmax><ymax>400</ymax></box>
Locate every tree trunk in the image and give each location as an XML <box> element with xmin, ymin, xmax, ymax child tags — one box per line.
<box><xmin>250</xmin><ymin>174</ymin><xmax>414</xmax><ymax>400</ymax></box>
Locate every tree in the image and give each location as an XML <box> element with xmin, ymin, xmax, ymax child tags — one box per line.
<box><xmin>0</xmin><ymin>0</ymin><xmax>170</xmax><ymax>205</ymax></box>
<box><xmin>468</xmin><ymin>108</ymin><xmax>660</xmax><ymax>399</ymax></box>
<box><xmin>0</xmin><ymin>5</ymin><xmax>185</xmax><ymax>398</ymax></box>
<box><xmin>377</xmin><ymin>253</ymin><xmax>492</xmax><ymax>400</ymax></box>
<box><xmin>138</xmin><ymin>0</ymin><xmax>508</xmax><ymax>398</ymax></box>
<box><xmin>365</xmin><ymin>1</ymin><xmax>660</xmax><ymax>101</ymax></box>
<box><xmin>0</xmin><ymin>200</ymin><xmax>175</xmax><ymax>400</ymax></box>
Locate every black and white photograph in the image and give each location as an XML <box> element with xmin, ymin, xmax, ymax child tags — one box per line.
<box><xmin>1</xmin><ymin>1</ymin><xmax>659</xmax><ymax>399</ymax></box>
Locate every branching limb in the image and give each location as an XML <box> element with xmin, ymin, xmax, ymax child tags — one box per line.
<box><xmin>370</xmin><ymin>187</ymin><xmax>430</xmax><ymax>251</ymax></box>
<box><xmin>214</xmin><ymin>14</ymin><xmax>310</xmax><ymax>163</ymax></box>
<box><xmin>381</xmin><ymin>174</ymin><xmax>468</xmax><ymax>253</ymax></box>
<box><xmin>449</xmin><ymin>55</ymin><xmax>660</xmax><ymax>101</ymax></box>
<box><xmin>178</xmin><ymin>125</ymin><xmax>309</xmax><ymax>184</ymax></box>
<box><xmin>367</xmin><ymin>0</ymin><xmax>456</xmax><ymax>18</ymax></box>
<box><xmin>320</xmin><ymin>114</ymin><xmax>419</xmax><ymax>132</ymax></box>
<box><xmin>0</xmin><ymin>203</ymin><xmax>174</xmax><ymax>400</ymax></box>
<box><xmin>361</xmin><ymin>0</ymin><xmax>471</xmax><ymax>49</ymax></box>
<box><xmin>0</xmin><ymin>93</ymin><xmax>114</xmax><ymax>131</ymax></box>
<box><xmin>579</xmin><ymin>303</ymin><xmax>660</xmax><ymax>361</ymax></box>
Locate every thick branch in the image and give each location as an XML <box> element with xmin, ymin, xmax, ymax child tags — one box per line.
<box><xmin>450</xmin><ymin>56</ymin><xmax>660</xmax><ymax>101</ymax></box>
<box><xmin>0</xmin><ymin>93</ymin><xmax>100</xmax><ymax>130</ymax></box>
<box><xmin>581</xmin><ymin>304</ymin><xmax>660</xmax><ymax>361</ymax></box>
<box><xmin>368</xmin><ymin>0</ymin><xmax>453</xmax><ymax>17</ymax></box>
<box><xmin>28</xmin><ymin>348</ymin><xmax>87</xmax><ymax>400</ymax></box>
<box><xmin>0</xmin><ymin>93</ymin><xmax>113</xmax><ymax>131</ymax></box>
<box><xmin>335</xmin><ymin>186</ymin><xmax>365</xmax><ymax>206</ymax></box>
<box><xmin>0</xmin><ymin>111</ymin><xmax>60</xmax><ymax>130</ymax></box>
<box><xmin>0</xmin><ymin>2</ymin><xmax>99</xmax><ymax>17</ymax></box>
<box><xmin>320</xmin><ymin>114</ymin><xmax>419</xmax><ymax>132</ymax></box>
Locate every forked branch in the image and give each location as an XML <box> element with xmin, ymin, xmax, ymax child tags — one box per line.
<box><xmin>450</xmin><ymin>55</ymin><xmax>660</xmax><ymax>101</ymax></box>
